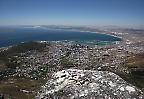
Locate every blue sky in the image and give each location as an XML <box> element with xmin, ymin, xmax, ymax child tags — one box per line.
<box><xmin>0</xmin><ymin>0</ymin><xmax>144</xmax><ymax>27</ymax></box>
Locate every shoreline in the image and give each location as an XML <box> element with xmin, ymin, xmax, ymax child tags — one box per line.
<box><xmin>41</xmin><ymin>28</ymin><xmax>123</xmax><ymax>40</ymax></box>
<box><xmin>0</xmin><ymin>28</ymin><xmax>122</xmax><ymax>48</ymax></box>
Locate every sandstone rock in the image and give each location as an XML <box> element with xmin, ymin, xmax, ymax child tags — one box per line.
<box><xmin>36</xmin><ymin>69</ymin><xmax>144</xmax><ymax>99</ymax></box>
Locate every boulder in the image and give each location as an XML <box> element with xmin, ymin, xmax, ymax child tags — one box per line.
<box><xmin>36</xmin><ymin>69</ymin><xmax>144</xmax><ymax>99</ymax></box>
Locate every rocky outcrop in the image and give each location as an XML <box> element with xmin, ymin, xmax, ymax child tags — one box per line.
<box><xmin>36</xmin><ymin>69</ymin><xmax>143</xmax><ymax>99</ymax></box>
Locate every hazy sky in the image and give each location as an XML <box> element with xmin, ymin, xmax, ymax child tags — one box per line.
<box><xmin>0</xmin><ymin>0</ymin><xmax>144</xmax><ymax>27</ymax></box>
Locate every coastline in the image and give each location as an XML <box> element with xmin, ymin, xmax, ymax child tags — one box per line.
<box><xmin>78</xmin><ymin>30</ymin><xmax>122</xmax><ymax>40</ymax></box>
<box><xmin>42</xmin><ymin>28</ymin><xmax>123</xmax><ymax>40</ymax></box>
<box><xmin>0</xmin><ymin>28</ymin><xmax>122</xmax><ymax>48</ymax></box>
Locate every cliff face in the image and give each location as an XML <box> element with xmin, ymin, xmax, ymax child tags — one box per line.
<box><xmin>36</xmin><ymin>69</ymin><xmax>143</xmax><ymax>99</ymax></box>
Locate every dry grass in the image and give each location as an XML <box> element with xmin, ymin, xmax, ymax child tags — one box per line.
<box><xmin>126</xmin><ymin>53</ymin><xmax>144</xmax><ymax>68</ymax></box>
<box><xmin>124</xmin><ymin>53</ymin><xmax>144</xmax><ymax>90</ymax></box>
<box><xmin>0</xmin><ymin>78</ymin><xmax>47</xmax><ymax>99</ymax></box>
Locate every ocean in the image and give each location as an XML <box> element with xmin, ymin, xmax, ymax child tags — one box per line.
<box><xmin>0</xmin><ymin>27</ymin><xmax>121</xmax><ymax>47</ymax></box>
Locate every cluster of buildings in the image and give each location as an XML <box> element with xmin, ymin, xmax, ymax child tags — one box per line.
<box><xmin>0</xmin><ymin>28</ymin><xmax>143</xmax><ymax>82</ymax></box>
<box><xmin>7</xmin><ymin>32</ymin><xmax>143</xmax><ymax>80</ymax></box>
